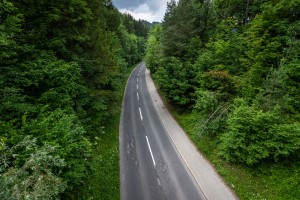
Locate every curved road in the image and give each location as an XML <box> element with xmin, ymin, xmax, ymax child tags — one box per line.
<box><xmin>120</xmin><ymin>62</ymin><xmax>206</xmax><ymax>200</ymax></box>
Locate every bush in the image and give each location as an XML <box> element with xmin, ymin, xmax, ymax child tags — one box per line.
<box><xmin>0</xmin><ymin>137</ymin><xmax>66</xmax><ymax>200</ymax></box>
<box><xmin>26</xmin><ymin>109</ymin><xmax>92</xmax><ymax>188</ymax></box>
<box><xmin>270</xmin><ymin>123</ymin><xmax>300</xmax><ymax>160</ymax></box>
<box><xmin>220</xmin><ymin>99</ymin><xmax>300</xmax><ymax>165</ymax></box>
<box><xmin>194</xmin><ymin>90</ymin><xmax>218</xmax><ymax>113</ymax></box>
<box><xmin>197</xmin><ymin>70</ymin><xmax>237</xmax><ymax>102</ymax></box>
<box><xmin>199</xmin><ymin>112</ymin><xmax>229</xmax><ymax>138</ymax></box>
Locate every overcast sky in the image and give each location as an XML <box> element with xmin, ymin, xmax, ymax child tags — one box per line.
<box><xmin>112</xmin><ymin>0</ymin><xmax>170</xmax><ymax>22</ymax></box>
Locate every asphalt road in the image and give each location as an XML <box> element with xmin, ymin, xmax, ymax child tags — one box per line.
<box><xmin>120</xmin><ymin>62</ymin><xmax>206</xmax><ymax>200</ymax></box>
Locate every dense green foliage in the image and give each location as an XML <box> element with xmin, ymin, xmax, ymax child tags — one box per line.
<box><xmin>76</xmin><ymin>65</ymin><xmax>135</xmax><ymax>199</ymax></box>
<box><xmin>0</xmin><ymin>0</ymin><xmax>149</xmax><ymax>199</ymax></box>
<box><xmin>146</xmin><ymin>0</ymin><xmax>300</xmax><ymax>198</ymax></box>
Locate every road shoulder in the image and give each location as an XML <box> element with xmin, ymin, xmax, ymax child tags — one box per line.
<box><xmin>145</xmin><ymin>68</ymin><xmax>238</xmax><ymax>200</ymax></box>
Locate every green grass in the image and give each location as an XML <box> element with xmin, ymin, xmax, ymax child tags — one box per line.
<box><xmin>78</xmin><ymin>64</ymin><xmax>137</xmax><ymax>200</ymax></box>
<box><xmin>171</xmin><ymin>111</ymin><xmax>300</xmax><ymax>200</ymax></box>
<box><xmin>79</xmin><ymin>114</ymin><xmax>120</xmax><ymax>200</ymax></box>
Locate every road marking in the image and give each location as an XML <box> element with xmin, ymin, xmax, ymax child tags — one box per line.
<box><xmin>137</xmin><ymin>77</ymin><xmax>139</xmax><ymax>82</ymax></box>
<box><xmin>157</xmin><ymin>177</ymin><xmax>161</xmax><ymax>186</ymax></box>
<box><xmin>146</xmin><ymin>136</ymin><xmax>156</xmax><ymax>166</ymax></box>
<box><xmin>146</xmin><ymin>72</ymin><xmax>209</xmax><ymax>200</ymax></box>
<box><xmin>137</xmin><ymin>84</ymin><xmax>138</xmax><ymax>90</ymax></box>
<box><xmin>139</xmin><ymin>107</ymin><xmax>143</xmax><ymax>121</ymax></box>
<box><xmin>137</xmin><ymin>92</ymin><xmax>139</xmax><ymax>101</ymax></box>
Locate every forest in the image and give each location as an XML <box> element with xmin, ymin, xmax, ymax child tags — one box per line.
<box><xmin>1</xmin><ymin>0</ymin><xmax>300</xmax><ymax>199</ymax></box>
<box><xmin>0</xmin><ymin>0</ymin><xmax>149</xmax><ymax>199</ymax></box>
<box><xmin>146</xmin><ymin>0</ymin><xmax>300</xmax><ymax>199</ymax></box>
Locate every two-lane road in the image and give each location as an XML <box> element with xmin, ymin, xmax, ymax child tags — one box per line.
<box><xmin>120</xmin><ymin>62</ymin><xmax>206</xmax><ymax>200</ymax></box>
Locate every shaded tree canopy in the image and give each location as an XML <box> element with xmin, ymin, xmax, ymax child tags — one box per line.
<box><xmin>0</xmin><ymin>0</ymin><xmax>149</xmax><ymax>198</ymax></box>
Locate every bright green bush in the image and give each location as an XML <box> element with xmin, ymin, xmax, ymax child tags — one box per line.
<box><xmin>194</xmin><ymin>90</ymin><xmax>218</xmax><ymax>113</ymax></box>
<box><xmin>25</xmin><ymin>110</ymin><xmax>92</xmax><ymax>188</ymax></box>
<box><xmin>220</xmin><ymin>99</ymin><xmax>300</xmax><ymax>165</ymax></box>
<box><xmin>269</xmin><ymin>123</ymin><xmax>300</xmax><ymax>159</ymax></box>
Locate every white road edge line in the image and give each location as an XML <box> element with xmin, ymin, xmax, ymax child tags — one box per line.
<box><xmin>139</xmin><ymin>107</ymin><xmax>143</xmax><ymax>121</ymax></box>
<box><xmin>137</xmin><ymin>92</ymin><xmax>139</xmax><ymax>101</ymax></box>
<box><xmin>146</xmin><ymin>136</ymin><xmax>156</xmax><ymax>166</ymax></box>
<box><xmin>146</xmin><ymin>69</ymin><xmax>209</xmax><ymax>200</ymax></box>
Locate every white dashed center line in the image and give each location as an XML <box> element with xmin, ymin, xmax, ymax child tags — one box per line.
<box><xmin>146</xmin><ymin>136</ymin><xmax>156</xmax><ymax>166</ymax></box>
<box><xmin>139</xmin><ymin>107</ymin><xmax>143</xmax><ymax>121</ymax></box>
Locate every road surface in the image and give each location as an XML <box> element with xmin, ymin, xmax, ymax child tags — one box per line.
<box><xmin>120</xmin><ymin>62</ymin><xmax>206</xmax><ymax>200</ymax></box>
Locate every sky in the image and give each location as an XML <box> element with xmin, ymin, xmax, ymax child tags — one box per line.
<box><xmin>112</xmin><ymin>0</ymin><xmax>170</xmax><ymax>22</ymax></box>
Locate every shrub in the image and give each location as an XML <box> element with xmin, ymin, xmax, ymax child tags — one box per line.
<box><xmin>220</xmin><ymin>99</ymin><xmax>300</xmax><ymax>165</ymax></box>
<box><xmin>194</xmin><ymin>90</ymin><xmax>218</xmax><ymax>113</ymax></box>
<box><xmin>26</xmin><ymin>109</ymin><xmax>92</xmax><ymax>188</ymax></box>
<box><xmin>0</xmin><ymin>137</ymin><xmax>66</xmax><ymax>200</ymax></box>
<box><xmin>270</xmin><ymin>123</ymin><xmax>300</xmax><ymax>160</ymax></box>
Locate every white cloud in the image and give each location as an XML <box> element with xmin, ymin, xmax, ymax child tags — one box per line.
<box><xmin>119</xmin><ymin>1</ymin><xmax>168</xmax><ymax>22</ymax></box>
